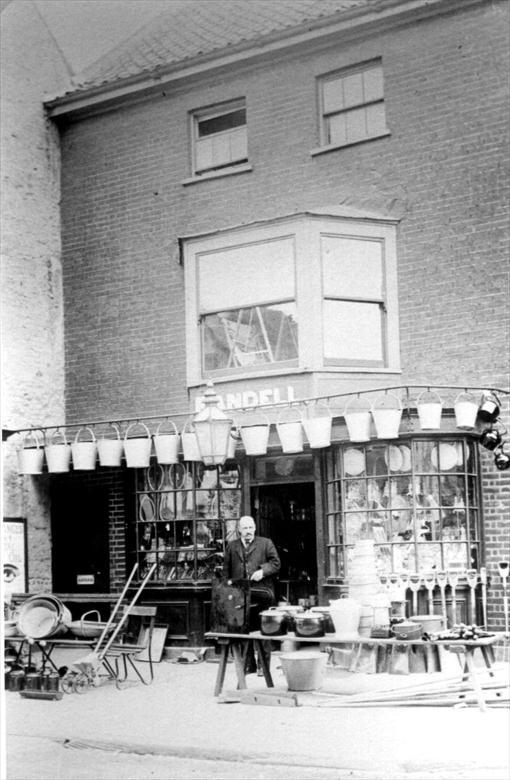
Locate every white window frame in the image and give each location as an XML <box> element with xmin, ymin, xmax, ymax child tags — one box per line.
<box><xmin>191</xmin><ymin>99</ymin><xmax>247</xmax><ymax>176</ymax></box>
<box><xmin>315</xmin><ymin>60</ymin><xmax>389</xmax><ymax>153</ymax></box>
<box><xmin>183</xmin><ymin>213</ymin><xmax>400</xmax><ymax>387</ymax></box>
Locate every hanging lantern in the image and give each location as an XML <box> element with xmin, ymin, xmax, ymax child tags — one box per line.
<box><xmin>193</xmin><ymin>381</ymin><xmax>233</xmax><ymax>467</ymax></box>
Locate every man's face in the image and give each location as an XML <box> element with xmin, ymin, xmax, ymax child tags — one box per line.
<box><xmin>238</xmin><ymin>518</ymin><xmax>255</xmax><ymax>544</ymax></box>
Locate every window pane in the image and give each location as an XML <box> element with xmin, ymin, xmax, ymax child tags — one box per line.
<box><xmin>211</xmin><ymin>133</ymin><xmax>231</xmax><ymax>167</ymax></box>
<box><xmin>202</xmin><ymin>303</ymin><xmax>298</xmax><ymax>371</ymax></box>
<box><xmin>327</xmin><ymin>113</ymin><xmax>347</xmax><ymax>146</ymax></box>
<box><xmin>366</xmin><ymin>102</ymin><xmax>386</xmax><ymax>136</ymax></box>
<box><xmin>363</xmin><ymin>66</ymin><xmax>384</xmax><ymax>102</ymax></box>
<box><xmin>323</xmin><ymin>77</ymin><xmax>344</xmax><ymax>113</ymax></box>
<box><xmin>230</xmin><ymin>126</ymin><xmax>247</xmax><ymax>161</ymax></box>
<box><xmin>324</xmin><ymin>300</ymin><xmax>383</xmax><ymax>361</ymax></box>
<box><xmin>345</xmin><ymin>106</ymin><xmax>367</xmax><ymax>143</ymax></box>
<box><xmin>199</xmin><ymin>237</ymin><xmax>295</xmax><ymax>311</ymax></box>
<box><xmin>343</xmin><ymin>72</ymin><xmax>363</xmax><ymax>107</ymax></box>
<box><xmin>195</xmin><ymin>137</ymin><xmax>213</xmax><ymax>171</ymax></box>
<box><xmin>198</xmin><ymin>108</ymin><xmax>246</xmax><ymax>137</ymax></box>
<box><xmin>322</xmin><ymin>236</ymin><xmax>383</xmax><ymax>298</ymax></box>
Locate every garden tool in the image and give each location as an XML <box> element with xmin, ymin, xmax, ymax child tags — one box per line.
<box><xmin>409</xmin><ymin>573</ymin><xmax>421</xmax><ymax>615</ymax></box>
<box><xmin>466</xmin><ymin>569</ymin><xmax>479</xmax><ymax>625</ymax></box>
<box><xmin>447</xmin><ymin>570</ymin><xmax>460</xmax><ymax>625</ymax></box>
<box><xmin>94</xmin><ymin>562</ymin><xmax>139</xmax><ymax>650</ymax></box>
<box><xmin>72</xmin><ymin>562</ymin><xmax>156</xmax><ymax>680</ymax></box>
<box><xmin>398</xmin><ymin>572</ymin><xmax>409</xmax><ymax>602</ymax></box>
<box><xmin>480</xmin><ymin>567</ymin><xmax>488</xmax><ymax>629</ymax></box>
<box><xmin>498</xmin><ymin>561</ymin><xmax>509</xmax><ymax>635</ymax></box>
<box><xmin>436</xmin><ymin>570</ymin><xmax>448</xmax><ymax>624</ymax></box>
<box><xmin>423</xmin><ymin>571</ymin><xmax>436</xmax><ymax>614</ymax></box>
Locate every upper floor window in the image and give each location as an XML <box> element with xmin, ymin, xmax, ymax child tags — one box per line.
<box><xmin>192</xmin><ymin>99</ymin><xmax>247</xmax><ymax>175</ymax></box>
<box><xmin>318</xmin><ymin>60</ymin><xmax>388</xmax><ymax>149</ymax></box>
<box><xmin>183</xmin><ymin>212</ymin><xmax>400</xmax><ymax>386</ymax></box>
<box><xmin>198</xmin><ymin>237</ymin><xmax>298</xmax><ymax>373</ymax></box>
<box><xmin>322</xmin><ymin>236</ymin><xmax>386</xmax><ymax>365</ymax></box>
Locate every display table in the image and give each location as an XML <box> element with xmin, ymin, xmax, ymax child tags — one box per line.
<box><xmin>204</xmin><ymin>631</ymin><xmax>499</xmax><ymax>710</ymax></box>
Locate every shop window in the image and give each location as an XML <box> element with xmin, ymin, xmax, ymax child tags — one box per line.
<box><xmin>183</xmin><ymin>213</ymin><xmax>399</xmax><ymax>385</ymax></box>
<box><xmin>318</xmin><ymin>60</ymin><xmax>388</xmax><ymax>149</ymax></box>
<box><xmin>192</xmin><ymin>99</ymin><xmax>247</xmax><ymax>175</ymax></box>
<box><xmin>135</xmin><ymin>461</ymin><xmax>241</xmax><ymax>582</ymax></box>
<box><xmin>325</xmin><ymin>439</ymin><xmax>481</xmax><ymax>580</ymax></box>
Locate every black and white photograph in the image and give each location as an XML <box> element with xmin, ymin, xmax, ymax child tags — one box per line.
<box><xmin>1</xmin><ymin>1</ymin><xmax>509</xmax><ymax>778</ymax></box>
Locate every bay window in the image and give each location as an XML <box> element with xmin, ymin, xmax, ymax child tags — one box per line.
<box><xmin>183</xmin><ymin>211</ymin><xmax>400</xmax><ymax>385</ymax></box>
<box><xmin>325</xmin><ymin>438</ymin><xmax>481</xmax><ymax>581</ymax></box>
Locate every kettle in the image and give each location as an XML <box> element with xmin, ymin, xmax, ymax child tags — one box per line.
<box><xmin>480</xmin><ymin>428</ymin><xmax>502</xmax><ymax>451</ymax></box>
<box><xmin>495</xmin><ymin>448</ymin><xmax>510</xmax><ymax>471</ymax></box>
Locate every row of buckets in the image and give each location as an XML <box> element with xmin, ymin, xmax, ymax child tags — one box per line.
<box><xmin>343</xmin><ymin>390</ymin><xmax>492</xmax><ymax>443</ymax></box>
<box><xmin>16</xmin><ymin>405</ymin><xmax>335</xmax><ymax>475</ymax></box>
<box><xmin>16</xmin><ymin>390</ymin><xmax>492</xmax><ymax>474</ymax></box>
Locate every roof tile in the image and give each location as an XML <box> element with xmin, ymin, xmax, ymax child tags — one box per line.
<box><xmin>76</xmin><ymin>0</ymin><xmax>372</xmax><ymax>91</ymax></box>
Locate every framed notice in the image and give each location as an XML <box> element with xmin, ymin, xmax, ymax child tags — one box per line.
<box><xmin>2</xmin><ymin>518</ymin><xmax>28</xmax><ymax>595</ymax></box>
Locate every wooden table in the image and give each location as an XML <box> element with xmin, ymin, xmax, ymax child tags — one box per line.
<box><xmin>204</xmin><ymin>631</ymin><xmax>499</xmax><ymax>710</ymax></box>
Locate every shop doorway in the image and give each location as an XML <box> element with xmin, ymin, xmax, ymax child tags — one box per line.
<box><xmin>50</xmin><ymin>482</ymin><xmax>110</xmax><ymax>593</ymax></box>
<box><xmin>251</xmin><ymin>482</ymin><xmax>316</xmax><ymax>604</ymax></box>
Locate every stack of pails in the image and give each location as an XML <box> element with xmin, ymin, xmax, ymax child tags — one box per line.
<box><xmin>17</xmin><ymin>594</ymin><xmax>71</xmax><ymax>639</ymax></box>
<box><xmin>347</xmin><ymin>539</ymin><xmax>380</xmax><ymax>605</ymax></box>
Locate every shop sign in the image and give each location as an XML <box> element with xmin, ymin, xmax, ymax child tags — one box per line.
<box><xmin>194</xmin><ymin>385</ymin><xmax>296</xmax><ymax>411</ymax></box>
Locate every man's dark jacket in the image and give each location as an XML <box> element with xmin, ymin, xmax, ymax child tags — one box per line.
<box><xmin>223</xmin><ymin>536</ymin><xmax>281</xmax><ymax>596</ymax></box>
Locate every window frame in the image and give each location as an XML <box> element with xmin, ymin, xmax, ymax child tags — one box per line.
<box><xmin>321</xmin><ymin>233</ymin><xmax>388</xmax><ymax>367</ymax></box>
<box><xmin>324</xmin><ymin>437</ymin><xmax>482</xmax><ymax>582</ymax></box>
<box><xmin>183</xmin><ymin>213</ymin><xmax>400</xmax><ymax>387</ymax></box>
<box><xmin>316</xmin><ymin>59</ymin><xmax>389</xmax><ymax>152</ymax></box>
<box><xmin>191</xmin><ymin>98</ymin><xmax>248</xmax><ymax>176</ymax></box>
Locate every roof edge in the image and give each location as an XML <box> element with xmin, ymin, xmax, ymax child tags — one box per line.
<box><xmin>45</xmin><ymin>0</ymin><xmax>482</xmax><ymax>119</ymax></box>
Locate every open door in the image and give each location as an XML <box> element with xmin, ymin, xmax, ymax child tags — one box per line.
<box><xmin>251</xmin><ymin>482</ymin><xmax>316</xmax><ymax>604</ymax></box>
<box><xmin>51</xmin><ymin>482</ymin><xmax>110</xmax><ymax>593</ymax></box>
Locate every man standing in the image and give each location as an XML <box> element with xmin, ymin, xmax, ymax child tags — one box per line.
<box><xmin>223</xmin><ymin>515</ymin><xmax>280</xmax><ymax>673</ymax></box>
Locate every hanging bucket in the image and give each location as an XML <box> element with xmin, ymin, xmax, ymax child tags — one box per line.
<box><xmin>181</xmin><ymin>419</ymin><xmax>202</xmax><ymax>461</ymax></box>
<box><xmin>417</xmin><ymin>390</ymin><xmax>443</xmax><ymax>430</ymax></box>
<box><xmin>302</xmin><ymin>403</ymin><xmax>332</xmax><ymax>449</ymax></box>
<box><xmin>239</xmin><ymin>413</ymin><xmax>270</xmax><ymax>456</ymax></box>
<box><xmin>97</xmin><ymin>424</ymin><xmax>123</xmax><ymax>467</ymax></box>
<box><xmin>227</xmin><ymin>426</ymin><xmax>240</xmax><ymax>460</ymax></box>
<box><xmin>344</xmin><ymin>398</ymin><xmax>372</xmax><ymax>442</ymax></box>
<box><xmin>44</xmin><ymin>430</ymin><xmax>71</xmax><ymax>473</ymax></box>
<box><xmin>154</xmin><ymin>420</ymin><xmax>180</xmax><ymax>465</ymax></box>
<box><xmin>277</xmin><ymin>408</ymin><xmax>303</xmax><ymax>454</ymax></box>
<box><xmin>17</xmin><ymin>430</ymin><xmax>45</xmax><ymax>475</ymax></box>
<box><xmin>454</xmin><ymin>392</ymin><xmax>479</xmax><ymax>429</ymax></box>
<box><xmin>372</xmin><ymin>394</ymin><xmax>402</xmax><ymax>440</ymax></box>
<box><xmin>71</xmin><ymin>427</ymin><xmax>97</xmax><ymax>471</ymax></box>
<box><xmin>124</xmin><ymin>422</ymin><xmax>152</xmax><ymax>468</ymax></box>
<box><xmin>17</xmin><ymin>594</ymin><xmax>72</xmax><ymax>639</ymax></box>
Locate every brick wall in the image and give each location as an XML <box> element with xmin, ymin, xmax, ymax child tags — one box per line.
<box><xmin>1</xmin><ymin>0</ymin><xmax>72</xmax><ymax>590</ymax></box>
<box><xmin>55</xmin><ymin>1</ymin><xmax>509</xmax><ymax>625</ymax></box>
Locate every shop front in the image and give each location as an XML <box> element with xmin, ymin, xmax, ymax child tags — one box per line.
<box><xmin>10</xmin><ymin>380</ymin><xmax>507</xmax><ymax>648</ymax></box>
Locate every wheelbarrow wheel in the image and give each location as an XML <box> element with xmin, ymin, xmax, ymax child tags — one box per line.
<box><xmin>61</xmin><ymin>676</ymin><xmax>75</xmax><ymax>694</ymax></box>
<box><xmin>73</xmin><ymin>674</ymin><xmax>89</xmax><ymax>694</ymax></box>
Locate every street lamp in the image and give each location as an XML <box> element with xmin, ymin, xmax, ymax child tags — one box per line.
<box><xmin>193</xmin><ymin>381</ymin><xmax>233</xmax><ymax>467</ymax></box>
